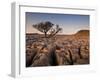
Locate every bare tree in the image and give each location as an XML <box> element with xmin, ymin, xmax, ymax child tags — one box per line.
<box><xmin>33</xmin><ymin>21</ymin><xmax>54</xmax><ymax>38</ymax></box>
<box><xmin>33</xmin><ymin>21</ymin><xmax>62</xmax><ymax>46</ymax></box>
<box><xmin>33</xmin><ymin>21</ymin><xmax>54</xmax><ymax>45</ymax></box>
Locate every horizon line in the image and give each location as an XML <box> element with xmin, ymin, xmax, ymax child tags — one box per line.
<box><xmin>26</xmin><ymin>29</ymin><xmax>89</xmax><ymax>35</ymax></box>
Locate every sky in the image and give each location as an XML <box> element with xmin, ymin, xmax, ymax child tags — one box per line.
<box><xmin>26</xmin><ymin>12</ymin><xmax>89</xmax><ymax>34</ymax></box>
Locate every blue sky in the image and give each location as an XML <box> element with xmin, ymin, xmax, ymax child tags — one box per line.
<box><xmin>26</xmin><ymin>12</ymin><xmax>89</xmax><ymax>34</ymax></box>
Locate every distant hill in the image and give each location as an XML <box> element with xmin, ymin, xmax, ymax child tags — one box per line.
<box><xmin>26</xmin><ymin>30</ymin><xmax>89</xmax><ymax>37</ymax></box>
<box><xmin>75</xmin><ymin>30</ymin><xmax>89</xmax><ymax>37</ymax></box>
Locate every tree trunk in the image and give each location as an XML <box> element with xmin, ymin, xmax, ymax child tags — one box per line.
<box><xmin>44</xmin><ymin>32</ymin><xmax>48</xmax><ymax>46</ymax></box>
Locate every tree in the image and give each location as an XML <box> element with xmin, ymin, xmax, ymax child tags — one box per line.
<box><xmin>32</xmin><ymin>21</ymin><xmax>62</xmax><ymax>46</ymax></box>
<box><xmin>33</xmin><ymin>21</ymin><xmax>54</xmax><ymax>38</ymax></box>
